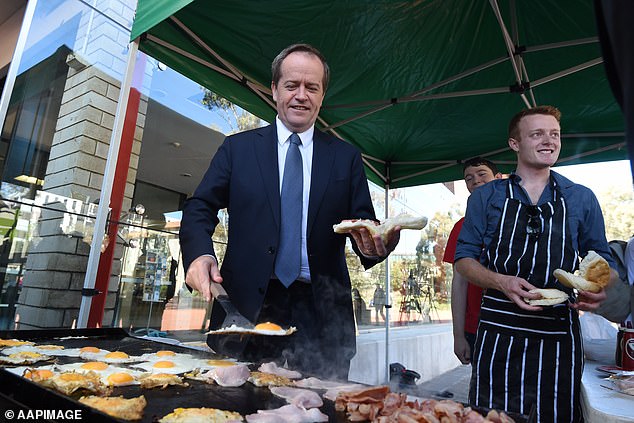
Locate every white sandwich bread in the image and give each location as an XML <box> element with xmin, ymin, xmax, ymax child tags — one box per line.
<box><xmin>553</xmin><ymin>250</ymin><xmax>611</xmax><ymax>293</ymax></box>
<box><xmin>332</xmin><ymin>214</ymin><xmax>427</xmax><ymax>243</ymax></box>
<box><xmin>524</xmin><ymin>288</ymin><xmax>569</xmax><ymax>306</ymax></box>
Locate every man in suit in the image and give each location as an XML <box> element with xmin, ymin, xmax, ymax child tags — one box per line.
<box><xmin>179</xmin><ymin>43</ymin><xmax>400</xmax><ymax>380</ymax></box>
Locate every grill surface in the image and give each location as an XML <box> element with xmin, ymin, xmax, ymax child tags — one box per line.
<box><xmin>0</xmin><ymin>328</ymin><xmax>530</xmax><ymax>422</ymax></box>
<box><xmin>0</xmin><ymin>328</ymin><xmax>345</xmax><ymax>422</ymax></box>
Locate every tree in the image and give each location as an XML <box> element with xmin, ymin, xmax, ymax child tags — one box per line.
<box><xmin>596</xmin><ymin>187</ymin><xmax>634</xmax><ymax>241</ymax></box>
<box><xmin>201</xmin><ymin>90</ymin><xmax>263</xmax><ymax>133</ymax></box>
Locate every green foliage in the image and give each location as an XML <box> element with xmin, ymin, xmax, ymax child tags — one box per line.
<box><xmin>201</xmin><ymin>89</ymin><xmax>263</xmax><ymax>133</ymax></box>
<box><xmin>596</xmin><ymin>187</ymin><xmax>634</xmax><ymax>242</ymax></box>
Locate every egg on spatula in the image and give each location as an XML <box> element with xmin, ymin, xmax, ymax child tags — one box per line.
<box><xmin>206</xmin><ymin>322</ymin><xmax>297</xmax><ymax>336</ymax></box>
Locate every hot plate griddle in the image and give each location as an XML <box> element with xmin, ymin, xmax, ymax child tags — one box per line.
<box><xmin>0</xmin><ymin>328</ymin><xmax>347</xmax><ymax>422</ymax></box>
<box><xmin>0</xmin><ymin>329</ymin><xmax>530</xmax><ymax>423</ymax></box>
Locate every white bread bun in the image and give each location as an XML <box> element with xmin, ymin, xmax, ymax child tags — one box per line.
<box><xmin>553</xmin><ymin>251</ymin><xmax>610</xmax><ymax>293</ymax></box>
<box><xmin>553</xmin><ymin>268</ymin><xmax>601</xmax><ymax>292</ymax></box>
<box><xmin>525</xmin><ymin>288</ymin><xmax>569</xmax><ymax>306</ymax></box>
<box><xmin>333</xmin><ymin>214</ymin><xmax>427</xmax><ymax>243</ymax></box>
<box><xmin>578</xmin><ymin>250</ymin><xmax>610</xmax><ymax>287</ymax></box>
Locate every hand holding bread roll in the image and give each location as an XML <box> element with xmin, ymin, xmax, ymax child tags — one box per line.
<box><xmin>333</xmin><ymin>214</ymin><xmax>427</xmax><ymax>243</ymax></box>
<box><xmin>524</xmin><ymin>288</ymin><xmax>569</xmax><ymax>306</ymax></box>
<box><xmin>553</xmin><ymin>251</ymin><xmax>610</xmax><ymax>293</ymax></box>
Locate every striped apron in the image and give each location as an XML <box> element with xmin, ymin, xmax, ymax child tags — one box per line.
<box><xmin>469</xmin><ymin>178</ymin><xmax>584</xmax><ymax>423</ymax></box>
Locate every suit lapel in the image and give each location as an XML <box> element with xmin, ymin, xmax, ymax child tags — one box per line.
<box><xmin>254</xmin><ymin>125</ymin><xmax>281</xmax><ymax>229</ymax></box>
<box><xmin>308</xmin><ymin>130</ymin><xmax>335</xmax><ymax>236</ymax></box>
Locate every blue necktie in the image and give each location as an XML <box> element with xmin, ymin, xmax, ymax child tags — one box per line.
<box><xmin>275</xmin><ymin>133</ymin><xmax>303</xmax><ymax>287</ymax></box>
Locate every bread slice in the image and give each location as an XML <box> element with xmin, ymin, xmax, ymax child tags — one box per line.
<box><xmin>525</xmin><ymin>288</ymin><xmax>569</xmax><ymax>306</ymax></box>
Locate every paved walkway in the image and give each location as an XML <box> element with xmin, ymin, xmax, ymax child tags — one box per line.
<box><xmin>403</xmin><ymin>364</ymin><xmax>471</xmax><ymax>404</ymax></box>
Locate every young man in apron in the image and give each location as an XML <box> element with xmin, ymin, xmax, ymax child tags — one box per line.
<box><xmin>454</xmin><ymin>106</ymin><xmax>618</xmax><ymax>422</ymax></box>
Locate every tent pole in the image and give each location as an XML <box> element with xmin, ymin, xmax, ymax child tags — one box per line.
<box><xmin>77</xmin><ymin>39</ymin><xmax>139</xmax><ymax>328</ymax></box>
<box><xmin>383</xmin><ymin>174</ymin><xmax>391</xmax><ymax>384</ymax></box>
<box><xmin>531</xmin><ymin>58</ymin><xmax>603</xmax><ymax>88</ymax></box>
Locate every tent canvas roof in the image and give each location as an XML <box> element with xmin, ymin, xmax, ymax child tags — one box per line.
<box><xmin>131</xmin><ymin>0</ymin><xmax>625</xmax><ymax>188</ymax></box>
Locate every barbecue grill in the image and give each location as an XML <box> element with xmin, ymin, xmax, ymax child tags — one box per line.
<box><xmin>0</xmin><ymin>328</ymin><xmax>343</xmax><ymax>422</ymax></box>
<box><xmin>0</xmin><ymin>328</ymin><xmax>530</xmax><ymax>422</ymax></box>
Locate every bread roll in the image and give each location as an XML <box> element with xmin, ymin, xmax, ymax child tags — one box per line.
<box><xmin>525</xmin><ymin>288</ymin><xmax>569</xmax><ymax>306</ymax></box>
<box><xmin>578</xmin><ymin>250</ymin><xmax>610</xmax><ymax>287</ymax></box>
<box><xmin>553</xmin><ymin>251</ymin><xmax>610</xmax><ymax>293</ymax></box>
<box><xmin>333</xmin><ymin>214</ymin><xmax>427</xmax><ymax>243</ymax></box>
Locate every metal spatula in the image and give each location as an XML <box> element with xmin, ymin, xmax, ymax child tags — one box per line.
<box><xmin>209</xmin><ymin>282</ymin><xmax>254</xmax><ymax>329</ymax></box>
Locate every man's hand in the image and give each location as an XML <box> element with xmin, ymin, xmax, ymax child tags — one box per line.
<box><xmin>185</xmin><ymin>255</ymin><xmax>223</xmax><ymax>302</ymax></box>
<box><xmin>493</xmin><ymin>274</ymin><xmax>543</xmax><ymax>311</ymax></box>
<box><xmin>454</xmin><ymin>335</ymin><xmax>471</xmax><ymax>365</ymax></box>
<box><xmin>570</xmin><ymin>288</ymin><xmax>606</xmax><ymax>312</ymax></box>
<box><xmin>349</xmin><ymin>226</ymin><xmax>401</xmax><ymax>259</ymax></box>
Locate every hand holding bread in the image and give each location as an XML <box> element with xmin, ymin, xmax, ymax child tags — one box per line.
<box><xmin>553</xmin><ymin>251</ymin><xmax>610</xmax><ymax>293</ymax></box>
<box><xmin>524</xmin><ymin>288</ymin><xmax>569</xmax><ymax>306</ymax></box>
<box><xmin>333</xmin><ymin>214</ymin><xmax>427</xmax><ymax>243</ymax></box>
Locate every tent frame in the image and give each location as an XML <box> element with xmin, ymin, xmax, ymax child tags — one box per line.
<box><xmin>137</xmin><ymin>0</ymin><xmax>622</xmax><ymax>188</ymax></box>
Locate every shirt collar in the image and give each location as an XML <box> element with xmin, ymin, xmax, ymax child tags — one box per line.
<box><xmin>276</xmin><ymin>116</ymin><xmax>314</xmax><ymax>147</ymax></box>
<box><xmin>509</xmin><ymin>170</ymin><xmax>574</xmax><ymax>189</ymax></box>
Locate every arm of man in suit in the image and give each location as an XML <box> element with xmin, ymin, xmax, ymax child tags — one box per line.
<box><xmin>180</xmin><ymin>137</ymin><xmax>231</xmax><ymax>300</ymax></box>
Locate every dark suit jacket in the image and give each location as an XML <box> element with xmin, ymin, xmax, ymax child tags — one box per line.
<box><xmin>179</xmin><ymin>123</ymin><xmax>380</xmax><ymax>363</ymax></box>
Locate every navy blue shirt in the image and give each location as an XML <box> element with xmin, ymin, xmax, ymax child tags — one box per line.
<box><xmin>455</xmin><ymin>171</ymin><xmax>616</xmax><ymax>268</ymax></box>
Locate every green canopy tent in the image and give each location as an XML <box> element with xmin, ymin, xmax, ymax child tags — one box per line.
<box><xmin>130</xmin><ymin>0</ymin><xmax>625</xmax><ymax>189</ymax></box>
<box><xmin>109</xmin><ymin>0</ymin><xmax>626</xmax><ymax>383</ymax></box>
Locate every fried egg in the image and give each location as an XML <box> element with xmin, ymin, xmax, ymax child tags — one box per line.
<box><xmin>0</xmin><ymin>339</ymin><xmax>34</xmax><ymax>348</ymax></box>
<box><xmin>18</xmin><ymin>369</ymin><xmax>109</xmax><ymax>396</ymax></box>
<box><xmin>138</xmin><ymin>372</ymin><xmax>189</xmax><ymax>389</ymax></box>
<box><xmin>2</xmin><ymin>344</ymin><xmax>77</xmax><ymax>358</ymax></box>
<box><xmin>102</xmin><ymin>369</ymin><xmax>144</xmax><ymax>387</ymax></box>
<box><xmin>78</xmin><ymin>348</ymin><xmax>139</xmax><ymax>363</ymax></box>
<box><xmin>138</xmin><ymin>350</ymin><xmax>194</xmax><ymax>362</ymax></box>
<box><xmin>55</xmin><ymin>362</ymin><xmax>142</xmax><ymax>386</ymax></box>
<box><xmin>43</xmin><ymin>371</ymin><xmax>110</xmax><ymax>396</ymax></box>
<box><xmin>59</xmin><ymin>361</ymin><xmax>112</xmax><ymax>372</ymax></box>
<box><xmin>23</xmin><ymin>367</ymin><xmax>56</xmax><ymax>381</ymax></box>
<box><xmin>132</xmin><ymin>359</ymin><xmax>196</xmax><ymax>374</ymax></box>
<box><xmin>206</xmin><ymin>322</ymin><xmax>297</xmax><ymax>336</ymax></box>
<box><xmin>0</xmin><ymin>351</ymin><xmax>53</xmax><ymax>365</ymax></box>
<box><xmin>3</xmin><ymin>365</ymin><xmax>56</xmax><ymax>379</ymax></box>
<box><xmin>192</xmin><ymin>358</ymin><xmax>241</xmax><ymax>371</ymax></box>
<box><xmin>159</xmin><ymin>407</ymin><xmax>242</xmax><ymax>423</ymax></box>
<box><xmin>79</xmin><ymin>395</ymin><xmax>147</xmax><ymax>421</ymax></box>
